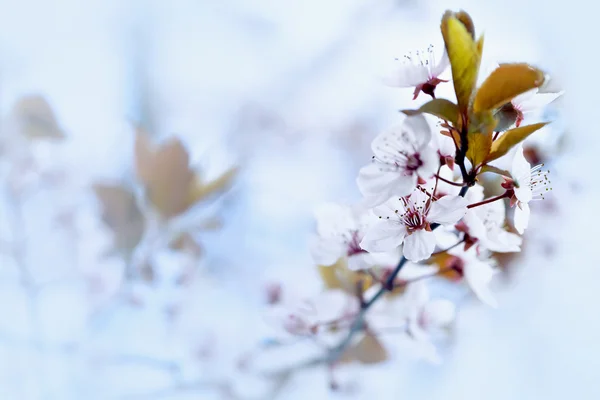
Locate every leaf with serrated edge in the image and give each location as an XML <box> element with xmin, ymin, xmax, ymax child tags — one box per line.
<box><xmin>473</xmin><ymin>63</ymin><xmax>545</xmax><ymax>113</ymax></box>
<box><xmin>486</xmin><ymin>122</ymin><xmax>547</xmax><ymax>162</ymax></box>
<box><xmin>402</xmin><ymin>99</ymin><xmax>460</xmax><ymax>127</ymax></box>
<box><xmin>441</xmin><ymin>11</ymin><xmax>481</xmax><ymax>111</ymax></box>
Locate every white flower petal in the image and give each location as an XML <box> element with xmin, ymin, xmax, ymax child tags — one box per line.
<box><xmin>403</xmin><ymin>114</ymin><xmax>432</xmax><ymax>149</ymax></box>
<box><xmin>403</xmin><ymin>230</ymin><xmax>436</xmax><ymax>262</ymax></box>
<box><xmin>428</xmin><ymin>195</ymin><xmax>468</xmax><ymax>225</ymax></box>
<box><xmin>511</xmin><ymin>146</ymin><xmax>532</xmax><ymax>203</ymax></box>
<box><xmin>519</xmin><ymin>91</ymin><xmax>563</xmax><ymax>113</ymax></box>
<box><xmin>382</xmin><ymin>63</ymin><xmax>429</xmax><ymax>88</ymax></box>
<box><xmin>416</xmin><ymin>146</ymin><xmax>439</xmax><ymax>179</ymax></box>
<box><xmin>309</xmin><ymin>236</ymin><xmax>346</xmax><ymax>266</ymax></box>
<box><xmin>357</xmin><ymin>163</ymin><xmax>416</xmax><ymax>204</ymax></box>
<box><xmin>430</xmin><ymin>49</ymin><xmax>450</xmax><ymax>77</ymax></box>
<box><xmin>513</xmin><ymin>202</ymin><xmax>530</xmax><ymax>234</ymax></box>
<box><xmin>397</xmin><ymin>262</ymin><xmax>438</xmax><ymax>280</ymax></box>
<box><xmin>360</xmin><ymin>221</ymin><xmax>407</xmax><ymax>253</ymax></box>
<box><xmin>314</xmin><ymin>203</ymin><xmax>356</xmax><ymax>237</ymax></box>
<box><xmin>464</xmin><ymin>260</ymin><xmax>498</xmax><ymax>308</ymax></box>
<box><xmin>484</xmin><ymin>229</ymin><xmax>522</xmax><ymax>253</ymax></box>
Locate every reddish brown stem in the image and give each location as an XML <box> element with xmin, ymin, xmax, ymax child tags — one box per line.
<box><xmin>467</xmin><ymin>192</ymin><xmax>509</xmax><ymax>209</ymax></box>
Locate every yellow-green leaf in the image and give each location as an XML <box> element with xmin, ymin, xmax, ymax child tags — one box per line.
<box><xmin>402</xmin><ymin>99</ymin><xmax>460</xmax><ymax>127</ymax></box>
<box><xmin>473</xmin><ymin>63</ymin><xmax>545</xmax><ymax>113</ymax></box>
<box><xmin>441</xmin><ymin>11</ymin><xmax>482</xmax><ymax>111</ymax></box>
<box><xmin>466</xmin><ymin>131</ymin><xmax>492</xmax><ymax>168</ymax></box>
<box><xmin>486</xmin><ymin>122</ymin><xmax>548</xmax><ymax>162</ymax></box>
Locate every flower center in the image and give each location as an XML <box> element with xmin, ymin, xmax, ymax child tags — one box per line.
<box><xmin>405</xmin><ymin>154</ymin><xmax>423</xmax><ymax>172</ymax></box>
<box><xmin>346</xmin><ymin>231</ymin><xmax>367</xmax><ymax>257</ymax></box>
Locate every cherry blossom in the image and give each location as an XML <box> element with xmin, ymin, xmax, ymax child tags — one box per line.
<box><xmin>447</xmin><ymin>247</ymin><xmax>499</xmax><ymax>308</ymax></box>
<box><xmin>399</xmin><ymin>281</ymin><xmax>455</xmax><ymax>364</ymax></box>
<box><xmin>309</xmin><ymin>203</ymin><xmax>397</xmax><ymax>271</ymax></box>
<box><xmin>383</xmin><ymin>44</ymin><xmax>449</xmax><ymax>100</ymax></box>
<box><xmin>266</xmin><ymin>289</ymin><xmax>358</xmax><ymax>339</ymax></box>
<box><xmin>360</xmin><ymin>187</ymin><xmax>468</xmax><ymax>262</ymax></box>
<box><xmin>462</xmin><ymin>196</ymin><xmax>522</xmax><ymax>253</ymax></box>
<box><xmin>510</xmin><ymin>145</ymin><xmax>551</xmax><ymax>234</ymax></box>
<box><xmin>509</xmin><ymin>88</ymin><xmax>563</xmax><ymax>127</ymax></box>
<box><xmin>357</xmin><ymin>115</ymin><xmax>438</xmax><ymax>207</ymax></box>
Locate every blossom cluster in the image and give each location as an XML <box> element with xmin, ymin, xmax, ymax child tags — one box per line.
<box><xmin>267</xmin><ymin>10</ymin><xmax>561</xmax><ymax>368</ymax></box>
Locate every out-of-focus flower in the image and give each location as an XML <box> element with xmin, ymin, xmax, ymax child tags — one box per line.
<box><xmin>360</xmin><ymin>187</ymin><xmax>468</xmax><ymax>262</ymax></box>
<box><xmin>448</xmin><ymin>247</ymin><xmax>499</xmax><ymax>308</ymax></box>
<box><xmin>383</xmin><ymin>45</ymin><xmax>449</xmax><ymax>100</ymax></box>
<box><xmin>461</xmin><ymin>198</ymin><xmax>522</xmax><ymax>253</ymax></box>
<box><xmin>357</xmin><ymin>115</ymin><xmax>438</xmax><ymax>207</ymax></box>
<box><xmin>398</xmin><ymin>280</ymin><xmax>455</xmax><ymax>364</ymax></box>
<box><xmin>310</xmin><ymin>203</ymin><xmax>396</xmax><ymax>271</ymax></box>
<box><xmin>509</xmin><ymin>145</ymin><xmax>551</xmax><ymax>234</ymax></box>
<box><xmin>265</xmin><ymin>290</ymin><xmax>357</xmax><ymax>339</ymax></box>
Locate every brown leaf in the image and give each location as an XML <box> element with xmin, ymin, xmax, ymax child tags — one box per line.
<box><xmin>134</xmin><ymin>131</ymin><xmax>195</xmax><ymax>219</ymax></box>
<box><xmin>12</xmin><ymin>95</ymin><xmax>65</xmax><ymax>140</ymax></box>
<box><xmin>341</xmin><ymin>333</ymin><xmax>388</xmax><ymax>364</ymax></box>
<box><xmin>186</xmin><ymin>167</ymin><xmax>238</xmax><ymax>206</ymax></box>
<box><xmin>486</xmin><ymin>122</ymin><xmax>548</xmax><ymax>162</ymax></box>
<box><xmin>317</xmin><ymin>258</ymin><xmax>373</xmax><ymax>295</ymax></box>
<box><xmin>93</xmin><ymin>183</ymin><xmax>145</xmax><ymax>256</ymax></box>
<box><xmin>473</xmin><ymin>63</ymin><xmax>545</xmax><ymax>113</ymax></box>
<box><xmin>402</xmin><ymin>99</ymin><xmax>460</xmax><ymax>128</ymax></box>
<box><xmin>441</xmin><ymin>10</ymin><xmax>482</xmax><ymax>111</ymax></box>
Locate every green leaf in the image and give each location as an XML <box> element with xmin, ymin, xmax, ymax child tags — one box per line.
<box><xmin>486</xmin><ymin>122</ymin><xmax>548</xmax><ymax>162</ymax></box>
<box><xmin>441</xmin><ymin>10</ymin><xmax>482</xmax><ymax>111</ymax></box>
<box><xmin>473</xmin><ymin>63</ymin><xmax>545</xmax><ymax>113</ymax></box>
<box><xmin>402</xmin><ymin>99</ymin><xmax>460</xmax><ymax>127</ymax></box>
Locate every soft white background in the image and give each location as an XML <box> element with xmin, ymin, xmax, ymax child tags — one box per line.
<box><xmin>0</xmin><ymin>0</ymin><xmax>598</xmax><ymax>399</ymax></box>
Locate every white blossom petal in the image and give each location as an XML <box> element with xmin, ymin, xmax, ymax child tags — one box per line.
<box><xmin>511</xmin><ymin>146</ymin><xmax>533</xmax><ymax>203</ymax></box>
<box><xmin>416</xmin><ymin>146</ymin><xmax>439</xmax><ymax>179</ymax></box>
<box><xmin>309</xmin><ymin>236</ymin><xmax>347</xmax><ymax>266</ymax></box>
<box><xmin>430</xmin><ymin>49</ymin><xmax>450</xmax><ymax>77</ymax></box>
<box><xmin>514</xmin><ymin>202</ymin><xmax>530</xmax><ymax>234</ymax></box>
<box><xmin>382</xmin><ymin>63</ymin><xmax>429</xmax><ymax>88</ymax></box>
<box><xmin>403</xmin><ymin>230</ymin><xmax>436</xmax><ymax>262</ymax></box>
<box><xmin>518</xmin><ymin>90</ymin><xmax>563</xmax><ymax>114</ymax></box>
<box><xmin>314</xmin><ymin>203</ymin><xmax>356</xmax><ymax>237</ymax></box>
<box><xmin>463</xmin><ymin>259</ymin><xmax>498</xmax><ymax>308</ymax></box>
<box><xmin>360</xmin><ymin>221</ymin><xmax>407</xmax><ymax>253</ymax></box>
<box><xmin>357</xmin><ymin>163</ymin><xmax>416</xmax><ymax>204</ymax></box>
<box><xmin>428</xmin><ymin>195</ymin><xmax>468</xmax><ymax>225</ymax></box>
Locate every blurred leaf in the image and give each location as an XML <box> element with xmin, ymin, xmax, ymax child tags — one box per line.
<box><xmin>473</xmin><ymin>64</ymin><xmax>545</xmax><ymax>113</ymax></box>
<box><xmin>318</xmin><ymin>258</ymin><xmax>373</xmax><ymax>295</ymax></box>
<box><xmin>187</xmin><ymin>167</ymin><xmax>238</xmax><ymax>205</ymax></box>
<box><xmin>341</xmin><ymin>333</ymin><xmax>388</xmax><ymax>364</ymax></box>
<box><xmin>93</xmin><ymin>183</ymin><xmax>145</xmax><ymax>257</ymax></box>
<box><xmin>12</xmin><ymin>95</ymin><xmax>65</xmax><ymax>140</ymax></box>
<box><xmin>402</xmin><ymin>99</ymin><xmax>460</xmax><ymax>128</ymax></box>
<box><xmin>486</xmin><ymin>122</ymin><xmax>548</xmax><ymax>162</ymax></box>
<box><xmin>134</xmin><ymin>130</ymin><xmax>236</xmax><ymax>219</ymax></box>
<box><xmin>441</xmin><ymin>11</ymin><xmax>482</xmax><ymax>111</ymax></box>
<box><xmin>466</xmin><ymin>131</ymin><xmax>492</xmax><ymax>168</ymax></box>
<box><xmin>134</xmin><ymin>131</ymin><xmax>194</xmax><ymax>219</ymax></box>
